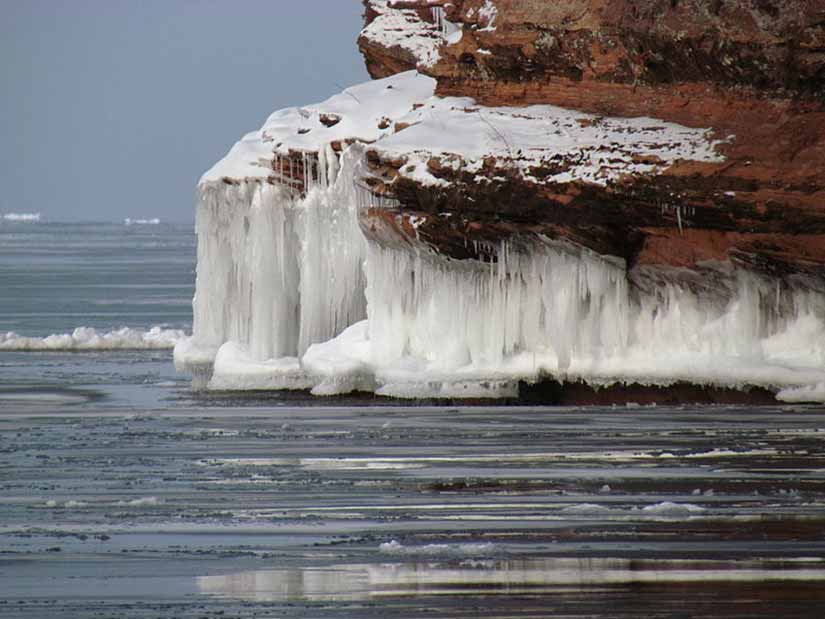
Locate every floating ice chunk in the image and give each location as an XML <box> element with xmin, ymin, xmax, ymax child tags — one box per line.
<box><xmin>124</xmin><ymin>217</ymin><xmax>160</xmax><ymax>225</ymax></box>
<box><xmin>116</xmin><ymin>497</ymin><xmax>162</xmax><ymax>506</ymax></box>
<box><xmin>379</xmin><ymin>540</ymin><xmax>495</xmax><ymax>556</ymax></box>
<box><xmin>209</xmin><ymin>342</ymin><xmax>312</xmax><ymax>391</ymax></box>
<box><xmin>777</xmin><ymin>382</ymin><xmax>825</xmax><ymax>403</ymax></box>
<box><xmin>640</xmin><ymin>502</ymin><xmax>705</xmax><ymax>517</ymax></box>
<box><xmin>560</xmin><ymin>503</ymin><xmax>612</xmax><ymax>515</ymax></box>
<box><xmin>2</xmin><ymin>212</ymin><xmax>40</xmax><ymax>222</ymax></box>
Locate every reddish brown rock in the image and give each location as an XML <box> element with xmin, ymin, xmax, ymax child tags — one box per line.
<box><xmin>358</xmin><ymin>0</ymin><xmax>825</xmax><ymax>281</ymax></box>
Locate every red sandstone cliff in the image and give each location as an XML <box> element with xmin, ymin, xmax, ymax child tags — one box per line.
<box><xmin>358</xmin><ymin>0</ymin><xmax>825</xmax><ymax>283</ymax></box>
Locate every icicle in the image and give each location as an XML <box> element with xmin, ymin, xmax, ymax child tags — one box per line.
<box><xmin>183</xmin><ymin>141</ymin><xmax>825</xmax><ymax>399</ymax></box>
<box><xmin>181</xmin><ymin>143</ymin><xmax>370</xmax><ymax>387</ymax></box>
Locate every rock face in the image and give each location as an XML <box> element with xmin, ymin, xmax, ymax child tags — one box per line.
<box><xmin>359</xmin><ymin>0</ymin><xmax>825</xmax><ymax>280</ymax></box>
<box><xmin>176</xmin><ymin>1</ymin><xmax>825</xmax><ymax>402</ymax></box>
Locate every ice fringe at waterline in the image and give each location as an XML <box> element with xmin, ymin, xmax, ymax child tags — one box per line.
<box><xmin>303</xmin><ymin>241</ymin><xmax>825</xmax><ymax>399</ymax></box>
<box><xmin>178</xmin><ymin>216</ymin><xmax>825</xmax><ymax>399</ymax></box>
<box><xmin>174</xmin><ymin>146</ymin><xmax>371</xmax><ymax>389</ymax></box>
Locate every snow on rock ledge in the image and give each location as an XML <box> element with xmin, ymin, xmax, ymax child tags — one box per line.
<box><xmin>370</xmin><ymin>97</ymin><xmax>725</xmax><ymax>188</ymax></box>
<box><xmin>201</xmin><ymin>71</ymin><xmax>437</xmax><ymax>185</ymax></box>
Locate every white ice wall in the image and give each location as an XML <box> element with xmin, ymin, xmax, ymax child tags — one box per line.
<box><xmin>305</xmin><ymin>239</ymin><xmax>825</xmax><ymax>399</ymax></box>
<box><xmin>174</xmin><ymin>145</ymin><xmax>369</xmax><ymax>386</ymax></box>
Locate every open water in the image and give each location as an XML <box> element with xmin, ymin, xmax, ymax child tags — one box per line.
<box><xmin>1</xmin><ymin>220</ymin><xmax>824</xmax><ymax>618</ymax></box>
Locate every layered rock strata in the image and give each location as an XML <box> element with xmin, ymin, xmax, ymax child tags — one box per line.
<box><xmin>359</xmin><ymin>0</ymin><xmax>825</xmax><ymax>279</ymax></box>
<box><xmin>175</xmin><ymin>1</ymin><xmax>825</xmax><ymax>402</ymax></box>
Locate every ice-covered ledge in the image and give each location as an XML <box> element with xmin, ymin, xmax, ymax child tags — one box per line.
<box><xmin>175</xmin><ymin>71</ymin><xmax>825</xmax><ymax>402</ymax></box>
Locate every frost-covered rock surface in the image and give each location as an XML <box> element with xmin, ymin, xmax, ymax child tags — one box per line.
<box><xmin>178</xmin><ymin>3</ymin><xmax>825</xmax><ymax>402</ymax></box>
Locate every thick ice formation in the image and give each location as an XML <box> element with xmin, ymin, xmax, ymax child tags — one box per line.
<box><xmin>176</xmin><ymin>146</ymin><xmax>371</xmax><ymax>389</ymax></box>
<box><xmin>305</xmin><ymin>241</ymin><xmax>825</xmax><ymax>398</ymax></box>
<box><xmin>178</xmin><ymin>70</ymin><xmax>825</xmax><ymax>401</ymax></box>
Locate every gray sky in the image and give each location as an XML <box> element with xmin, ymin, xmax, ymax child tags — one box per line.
<box><xmin>1</xmin><ymin>0</ymin><xmax>369</xmax><ymax>222</ymax></box>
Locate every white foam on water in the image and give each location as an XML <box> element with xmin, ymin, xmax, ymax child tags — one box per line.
<box><xmin>124</xmin><ymin>217</ymin><xmax>160</xmax><ymax>225</ymax></box>
<box><xmin>1</xmin><ymin>326</ymin><xmax>187</xmax><ymax>351</ymax></box>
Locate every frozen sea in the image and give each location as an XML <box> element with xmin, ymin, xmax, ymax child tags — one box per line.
<box><xmin>1</xmin><ymin>220</ymin><xmax>825</xmax><ymax>618</ymax></box>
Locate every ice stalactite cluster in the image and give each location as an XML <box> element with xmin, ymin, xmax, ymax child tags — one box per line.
<box><xmin>174</xmin><ymin>146</ymin><xmax>369</xmax><ymax>388</ymax></box>
<box><xmin>365</xmin><ymin>242</ymin><xmax>629</xmax><ymax>375</ymax></box>
<box><xmin>304</xmin><ymin>240</ymin><xmax>825</xmax><ymax>399</ymax></box>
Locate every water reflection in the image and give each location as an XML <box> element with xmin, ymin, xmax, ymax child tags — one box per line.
<box><xmin>199</xmin><ymin>557</ymin><xmax>825</xmax><ymax>602</ymax></box>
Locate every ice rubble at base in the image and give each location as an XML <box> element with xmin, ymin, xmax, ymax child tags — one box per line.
<box><xmin>175</xmin><ymin>71</ymin><xmax>825</xmax><ymax>401</ymax></box>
